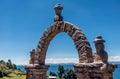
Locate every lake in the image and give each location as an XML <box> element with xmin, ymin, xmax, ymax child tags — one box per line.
<box><xmin>17</xmin><ymin>63</ymin><xmax>120</xmax><ymax>79</ymax></box>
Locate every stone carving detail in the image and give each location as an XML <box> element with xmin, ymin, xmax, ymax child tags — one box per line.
<box><xmin>30</xmin><ymin>49</ymin><xmax>39</xmax><ymax>64</ymax></box>
<box><xmin>30</xmin><ymin>49</ymin><xmax>35</xmax><ymax>64</ymax></box>
<box><xmin>36</xmin><ymin>21</ymin><xmax>93</xmax><ymax>65</ymax></box>
<box><xmin>54</xmin><ymin>4</ymin><xmax>63</xmax><ymax>22</ymax></box>
<box><xmin>93</xmin><ymin>36</ymin><xmax>108</xmax><ymax>63</ymax></box>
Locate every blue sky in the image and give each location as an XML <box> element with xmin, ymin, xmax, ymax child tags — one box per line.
<box><xmin>0</xmin><ymin>0</ymin><xmax>120</xmax><ymax>64</ymax></box>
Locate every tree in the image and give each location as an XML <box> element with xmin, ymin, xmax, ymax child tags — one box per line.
<box><xmin>0</xmin><ymin>59</ymin><xmax>17</xmax><ymax>78</ymax></box>
<box><xmin>49</xmin><ymin>71</ymin><xmax>57</xmax><ymax>76</ymax></box>
<box><xmin>63</xmin><ymin>68</ymin><xmax>77</xmax><ymax>79</ymax></box>
<box><xmin>58</xmin><ymin>65</ymin><xmax>65</xmax><ymax>79</ymax></box>
<box><xmin>6</xmin><ymin>59</ymin><xmax>16</xmax><ymax>69</ymax></box>
<box><xmin>63</xmin><ymin>68</ymin><xmax>69</xmax><ymax>79</ymax></box>
<box><xmin>69</xmin><ymin>69</ymin><xmax>77</xmax><ymax>79</ymax></box>
<box><xmin>0</xmin><ymin>60</ymin><xmax>6</xmax><ymax>66</ymax></box>
<box><xmin>0</xmin><ymin>71</ymin><xmax>3</xmax><ymax>78</ymax></box>
<box><xmin>12</xmin><ymin>64</ymin><xmax>17</xmax><ymax>70</ymax></box>
<box><xmin>49</xmin><ymin>65</ymin><xmax>77</xmax><ymax>79</ymax></box>
<box><xmin>7</xmin><ymin>59</ymin><xmax>12</xmax><ymax>69</ymax></box>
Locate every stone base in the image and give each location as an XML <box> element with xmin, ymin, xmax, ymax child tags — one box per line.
<box><xmin>25</xmin><ymin>64</ymin><xmax>49</xmax><ymax>79</ymax></box>
<box><xmin>73</xmin><ymin>63</ymin><xmax>117</xmax><ymax>79</ymax></box>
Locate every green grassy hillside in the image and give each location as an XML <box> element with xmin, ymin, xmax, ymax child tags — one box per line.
<box><xmin>0</xmin><ymin>69</ymin><xmax>26</xmax><ymax>79</ymax></box>
<box><xmin>0</xmin><ymin>60</ymin><xmax>26</xmax><ymax>79</ymax></box>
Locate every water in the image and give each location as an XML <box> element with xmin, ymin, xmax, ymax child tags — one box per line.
<box><xmin>113</xmin><ymin>64</ymin><xmax>120</xmax><ymax>79</ymax></box>
<box><xmin>17</xmin><ymin>64</ymin><xmax>120</xmax><ymax>79</ymax></box>
<box><xmin>17</xmin><ymin>65</ymin><xmax>26</xmax><ymax>72</ymax></box>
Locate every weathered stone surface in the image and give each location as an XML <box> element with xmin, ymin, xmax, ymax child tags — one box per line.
<box><xmin>36</xmin><ymin>22</ymin><xmax>93</xmax><ymax>64</ymax></box>
<box><xmin>60</xmin><ymin>22</ymin><xmax>66</xmax><ymax>31</ymax></box>
<box><xmin>26</xmin><ymin>21</ymin><xmax>94</xmax><ymax>79</ymax></box>
<box><xmin>74</xmin><ymin>63</ymin><xmax>117</xmax><ymax>79</ymax></box>
<box><xmin>25</xmin><ymin>65</ymin><xmax>49</xmax><ymax>79</ymax></box>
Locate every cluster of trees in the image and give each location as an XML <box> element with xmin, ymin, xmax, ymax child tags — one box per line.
<box><xmin>49</xmin><ymin>65</ymin><xmax>77</xmax><ymax>79</ymax></box>
<box><xmin>0</xmin><ymin>59</ymin><xmax>17</xmax><ymax>78</ymax></box>
<box><xmin>0</xmin><ymin>59</ymin><xmax>17</xmax><ymax>70</ymax></box>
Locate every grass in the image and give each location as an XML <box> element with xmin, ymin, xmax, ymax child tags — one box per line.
<box><xmin>0</xmin><ymin>62</ymin><xmax>26</xmax><ymax>79</ymax></box>
<box><xmin>0</xmin><ymin>69</ymin><xmax>26</xmax><ymax>79</ymax></box>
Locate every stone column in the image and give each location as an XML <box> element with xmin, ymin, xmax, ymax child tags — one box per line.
<box><xmin>74</xmin><ymin>63</ymin><xmax>103</xmax><ymax>79</ymax></box>
<box><xmin>74</xmin><ymin>63</ymin><xmax>117</xmax><ymax>79</ymax></box>
<box><xmin>25</xmin><ymin>64</ymin><xmax>49</xmax><ymax>79</ymax></box>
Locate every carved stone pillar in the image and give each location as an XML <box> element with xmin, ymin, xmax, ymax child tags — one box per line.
<box><xmin>25</xmin><ymin>64</ymin><xmax>49</xmax><ymax>79</ymax></box>
<box><xmin>74</xmin><ymin>63</ymin><xmax>117</xmax><ymax>79</ymax></box>
<box><xmin>74</xmin><ymin>36</ymin><xmax>117</xmax><ymax>79</ymax></box>
<box><xmin>93</xmin><ymin>36</ymin><xmax>108</xmax><ymax>64</ymax></box>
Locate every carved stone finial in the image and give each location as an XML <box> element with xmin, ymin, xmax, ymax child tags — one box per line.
<box><xmin>54</xmin><ymin>3</ymin><xmax>63</xmax><ymax>22</ymax></box>
<box><xmin>54</xmin><ymin>3</ymin><xmax>63</xmax><ymax>15</ymax></box>
<box><xmin>30</xmin><ymin>49</ymin><xmax>35</xmax><ymax>64</ymax></box>
<box><xmin>94</xmin><ymin>36</ymin><xmax>105</xmax><ymax>44</ymax></box>
<box><xmin>93</xmin><ymin>36</ymin><xmax>108</xmax><ymax>64</ymax></box>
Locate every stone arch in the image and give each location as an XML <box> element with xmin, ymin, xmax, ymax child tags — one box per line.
<box><xmin>25</xmin><ymin>4</ymin><xmax>117</xmax><ymax>79</ymax></box>
<box><xmin>36</xmin><ymin>21</ymin><xmax>93</xmax><ymax>65</ymax></box>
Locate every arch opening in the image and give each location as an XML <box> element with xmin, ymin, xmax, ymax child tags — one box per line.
<box><xmin>45</xmin><ymin>32</ymin><xmax>78</xmax><ymax>76</ymax></box>
<box><xmin>45</xmin><ymin>32</ymin><xmax>78</xmax><ymax>77</ymax></box>
<box><xmin>45</xmin><ymin>32</ymin><xmax>78</xmax><ymax>62</ymax></box>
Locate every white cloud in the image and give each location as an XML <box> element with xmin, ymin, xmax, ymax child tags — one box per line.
<box><xmin>14</xmin><ymin>56</ymin><xmax>120</xmax><ymax>65</ymax></box>
<box><xmin>108</xmin><ymin>56</ymin><xmax>120</xmax><ymax>62</ymax></box>
<box><xmin>45</xmin><ymin>58</ymin><xmax>79</xmax><ymax>64</ymax></box>
<box><xmin>45</xmin><ymin>56</ymin><xmax>120</xmax><ymax>64</ymax></box>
